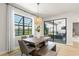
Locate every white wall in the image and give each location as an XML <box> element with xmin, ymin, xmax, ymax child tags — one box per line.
<box><xmin>44</xmin><ymin>12</ymin><xmax>79</xmax><ymax>45</ymax></box>
<box><xmin>0</xmin><ymin>4</ymin><xmax>7</xmax><ymax>53</ymax></box>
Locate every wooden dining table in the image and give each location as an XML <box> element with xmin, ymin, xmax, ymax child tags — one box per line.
<box><xmin>23</xmin><ymin>37</ymin><xmax>56</xmax><ymax>56</ymax></box>
<box><xmin>23</xmin><ymin>37</ymin><xmax>51</xmax><ymax>48</ymax></box>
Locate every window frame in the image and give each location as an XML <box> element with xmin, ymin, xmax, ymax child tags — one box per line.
<box><xmin>15</xmin><ymin>14</ymin><xmax>32</xmax><ymax>36</ymax></box>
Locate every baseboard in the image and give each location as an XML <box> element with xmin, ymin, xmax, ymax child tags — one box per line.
<box><xmin>0</xmin><ymin>47</ymin><xmax>19</xmax><ymax>56</ymax></box>
<box><xmin>0</xmin><ymin>51</ymin><xmax>8</xmax><ymax>56</ymax></box>
<box><xmin>9</xmin><ymin>47</ymin><xmax>19</xmax><ymax>52</ymax></box>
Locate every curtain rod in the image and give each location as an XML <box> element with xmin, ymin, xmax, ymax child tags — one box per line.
<box><xmin>6</xmin><ymin>3</ymin><xmax>37</xmax><ymax>16</ymax></box>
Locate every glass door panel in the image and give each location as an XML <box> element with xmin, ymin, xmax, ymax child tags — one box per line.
<box><xmin>53</xmin><ymin>19</ymin><xmax>66</xmax><ymax>44</ymax></box>
<box><xmin>44</xmin><ymin>18</ymin><xmax>67</xmax><ymax>44</ymax></box>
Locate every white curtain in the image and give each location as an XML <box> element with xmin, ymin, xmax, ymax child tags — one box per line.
<box><xmin>6</xmin><ymin>5</ymin><xmax>15</xmax><ymax>52</ymax></box>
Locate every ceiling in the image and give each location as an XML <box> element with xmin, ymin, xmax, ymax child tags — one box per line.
<box><xmin>16</xmin><ymin>3</ymin><xmax>79</xmax><ymax>18</ymax></box>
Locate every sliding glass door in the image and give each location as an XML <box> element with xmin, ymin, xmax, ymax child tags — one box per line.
<box><xmin>44</xmin><ymin>18</ymin><xmax>67</xmax><ymax>44</ymax></box>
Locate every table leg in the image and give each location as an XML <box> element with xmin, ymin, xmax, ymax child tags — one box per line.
<box><xmin>51</xmin><ymin>45</ymin><xmax>56</xmax><ymax>51</ymax></box>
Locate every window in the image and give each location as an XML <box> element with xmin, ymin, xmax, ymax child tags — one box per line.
<box><xmin>15</xmin><ymin>14</ymin><xmax>32</xmax><ymax>36</ymax></box>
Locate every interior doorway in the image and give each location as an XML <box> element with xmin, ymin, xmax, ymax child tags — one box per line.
<box><xmin>44</xmin><ymin>18</ymin><xmax>67</xmax><ymax>44</ymax></box>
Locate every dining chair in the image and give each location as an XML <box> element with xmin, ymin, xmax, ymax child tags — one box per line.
<box><xmin>21</xmin><ymin>35</ymin><xmax>27</xmax><ymax>39</ymax></box>
<box><xmin>31</xmin><ymin>41</ymin><xmax>57</xmax><ymax>56</ymax></box>
<box><xmin>40</xmin><ymin>36</ymin><xmax>44</xmax><ymax>39</ymax></box>
<box><xmin>18</xmin><ymin>40</ymin><xmax>35</xmax><ymax>56</ymax></box>
<box><xmin>29</xmin><ymin>35</ymin><xmax>33</xmax><ymax>38</ymax></box>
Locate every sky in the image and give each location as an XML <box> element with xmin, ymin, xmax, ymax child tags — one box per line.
<box><xmin>15</xmin><ymin>15</ymin><xmax>32</xmax><ymax>26</ymax></box>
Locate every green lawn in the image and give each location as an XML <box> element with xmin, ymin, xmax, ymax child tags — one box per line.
<box><xmin>15</xmin><ymin>29</ymin><xmax>32</xmax><ymax>36</ymax></box>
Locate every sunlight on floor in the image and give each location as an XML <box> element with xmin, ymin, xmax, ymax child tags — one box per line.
<box><xmin>56</xmin><ymin>43</ymin><xmax>79</xmax><ymax>56</ymax></box>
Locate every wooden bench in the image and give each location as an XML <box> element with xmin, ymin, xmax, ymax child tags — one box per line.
<box><xmin>31</xmin><ymin>41</ymin><xmax>57</xmax><ymax>56</ymax></box>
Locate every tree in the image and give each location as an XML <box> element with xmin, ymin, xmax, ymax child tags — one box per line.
<box><xmin>44</xmin><ymin>23</ymin><xmax>48</xmax><ymax>35</ymax></box>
